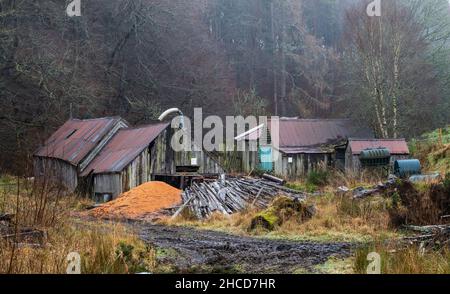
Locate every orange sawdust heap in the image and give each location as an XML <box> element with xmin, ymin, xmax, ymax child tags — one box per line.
<box><xmin>90</xmin><ymin>181</ymin><xmax>181</xmax><ymax>220</ymax></box>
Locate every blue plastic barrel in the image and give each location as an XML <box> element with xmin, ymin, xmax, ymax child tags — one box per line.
<box><xmin>394</xmin><ymin>159</ymin><xmax>421</xmax><ymax>178</ymax></box>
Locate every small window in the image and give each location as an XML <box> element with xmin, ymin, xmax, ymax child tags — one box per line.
<box><xmin>65</xmin><ymin>129</ymin><xmax>77</xmax><ymax>139</ymax></box>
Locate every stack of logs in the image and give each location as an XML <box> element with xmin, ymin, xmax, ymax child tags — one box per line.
<box><xmin>173</xmin><ymin>177</ymin><xmax>307</xmax><ymax>219</ymax></box>
<box><xmin>403</xmin><ymin>225</ymin><xmax>450</xmax><ymax>248</ymax></box>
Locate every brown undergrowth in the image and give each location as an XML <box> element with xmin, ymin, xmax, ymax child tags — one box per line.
<box><xmin>0</xmin><ymin>176</ymin><xmax>155</xmax><ymax>274</ymax></box>
<box><xmin>164</xmin><ymin>191</ymin><xmax>394</xmax><ymax>243</ymax></box>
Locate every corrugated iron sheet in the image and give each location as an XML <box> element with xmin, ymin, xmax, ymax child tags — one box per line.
<box><xmin>270</xmin><ymin>119</ymin><xmax>374</xmax><ymax>150</ymax></box>
<box><xmin>35</xmin><ymin>117</ymin><xmax>123</xmax><ymax>166</ymax></box>
<box><xmin>81</xmin><ymin>123</ymin><xmax>170</xmax><ymax>175</ymax></box>
<box><xmin>349</xmin><ymin>139</ymin><xmax>410</xmax><ymax>155</ymax></box>
<box><xmin>277</xmin><ymin>147</ymin><xmax>330</xmax><ymax>154</ymax></box>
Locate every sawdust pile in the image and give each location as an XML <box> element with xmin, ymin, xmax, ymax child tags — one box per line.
<box><xmin>90</xmin><ymin>181</ymin><xmax>182</xmax><ymax>220</ymax></box>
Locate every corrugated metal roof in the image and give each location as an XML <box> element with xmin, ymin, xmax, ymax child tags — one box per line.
<box><xmin>35</xmin><ymin>117</ymin><xmax>124</xmax><ymax>166</ymax></box>
<box><xmin>270</xmin><ymin>119</ymin><xmax>374</xmax><ymax>150</ymax></box>
<box><xmin>81</xmin><ymin>122</ymin><xmax>170</xmax><ymax>175</ymax></box>
<box><xmin>277</xmin><ymin>147</ymin><xmax>331</xmax><ymax>154</ymax></box>
<box><xmin>349</xmin><ymin>139</ymin><xmax>410</xmax><ymax>155</ymax></box>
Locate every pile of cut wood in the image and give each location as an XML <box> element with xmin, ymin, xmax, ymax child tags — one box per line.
<box><xmin>173</xmin><ymin>177</ymin><xmax>307</xmax><ymax>219</ymax></box>
<box><xmin>403</xmin><ymin>225</ymin><xmax>450</xmax><ymax>248</ymax></box>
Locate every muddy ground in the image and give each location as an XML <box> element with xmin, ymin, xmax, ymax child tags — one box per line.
<box><xmin>137</xmin><ymin>224</ymin><xmax>353</xmax><ymax>274</ymax></box>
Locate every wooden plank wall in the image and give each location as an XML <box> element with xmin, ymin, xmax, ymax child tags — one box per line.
<box><xmin>174</xmin><ymin>148</ymin><xmax>224</xmax><ymax>174</ymax></box>
<box><xmin>94</xmin><ymin>174</ymin><xmax>122</xmax><ymax>199</ymax></box>
<box><xmin>241</xmin><ymin>141</ymin><xmax>258</xmax><ymax>173</ymax></box>
<box><xmin>33</xmin><ymin>157</ymin><xmax>78</xmax><ymax>192</ymax></box>
<box><xmin>150</xmin><ymin>129</ymin><xmax>175</xmax><ymax>175</ymax></box>
<box><xmin>121</xmin><ymin>148</ymin><xmax>152</xmax><ymax>192</ymax></box>
<box><xmin>274</xmin><ymin>152</ymin><xmax>330</xmax><ymax>179</ymax></box>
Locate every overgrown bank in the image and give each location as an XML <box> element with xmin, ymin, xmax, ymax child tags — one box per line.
<box><xmin>0</xmin><ymin>179</ymin><xmax>155</xmax><ymax>274</ymax></box>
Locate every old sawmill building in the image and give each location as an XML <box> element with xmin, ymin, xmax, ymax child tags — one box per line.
<box><xmin>34</xmin><ymin>117</ymin><xmax>223</xmax><ymax>201</ymax></box>
<box><xmin>34</xmin><ymin>116</ymin><xmax>408</xmax><ymax>200</ymax></box>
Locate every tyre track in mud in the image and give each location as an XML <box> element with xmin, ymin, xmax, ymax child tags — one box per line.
<box><xmin>138</xmin><ymin>224</ymin><xmax>354</xmax><ymax>274</ymax></box>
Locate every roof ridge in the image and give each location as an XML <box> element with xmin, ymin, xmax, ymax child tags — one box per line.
<box><xmin>69</xmin><ymin>116</ymin><xmax>122</xmax><ymax>122</ymax></box>
<box><xmin>118</xmin><ymin>122</ymin><xmax>170</xmax><ymax>131</ymax></box>
<box><xmin>273</xmin><ymin>118</ymin><xmax>353</xmax><ymax>121</ymax></box>
<box><xmin>349</xmin><ymin>138</ymin><xmax>407</xmax><ymax>141</ymax></box>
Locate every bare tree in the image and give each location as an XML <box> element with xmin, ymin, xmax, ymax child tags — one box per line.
<box><xmin>343</xmin><ymin>0</ymin><xmax>440</xmax><ymax>138</ymax></box>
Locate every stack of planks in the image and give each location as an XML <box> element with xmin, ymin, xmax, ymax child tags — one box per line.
<box><xmin>173</xmin><ymin>177</ymin><xmax>307</xmax><ymax>219</ymax></box>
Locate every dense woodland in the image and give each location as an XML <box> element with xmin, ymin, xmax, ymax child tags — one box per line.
<box><xmin>1</xmin><ymin>0</ymin><xmax>449</xmax><ymax>173</ymax></box>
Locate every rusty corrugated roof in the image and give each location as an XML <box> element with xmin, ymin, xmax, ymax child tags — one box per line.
<box><xmin>81</xmin><ymin>122</ymin><xmax>170</xmax><ymax>175</ymax></box>
<box><xmin>349</xmin><ymin>139</ymin><xmax>410</xmax><ymax>155</ymax></box>
<box><xmin>270</xmin><ymin>119</ymin><xmax>374</xmax><ymax>151</ymax></box>
<box><xmin>277</xmin><ymin>147</ymin><xmax>331</xmax><ymax>154</ymax></box>
<box><xmin>35</xmin><ymin>117</ymin><xmax>124</xmax><ymax>166</ymax></box>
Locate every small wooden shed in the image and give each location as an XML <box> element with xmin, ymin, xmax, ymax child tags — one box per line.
<box><xmin>237</xmin><ymin>118</ymin><xmax>374</xmax><ymax>179</ymax></box>
<box><xmin>33</xmin><ymin>117</ymin><xmax>129</xmax><ymax>192</ymax></box>
<box><xmin>345</xmin><ymin>139</ymin><xmax>410</xmax><ymax>173</ymax></box>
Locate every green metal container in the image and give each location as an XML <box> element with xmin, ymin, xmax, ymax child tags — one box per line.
<box><xmin>394</xmin><ymin>159</ymin><xmax>421</xmax><ymax>178</ymax></box>
<box><xmin>359</xmin><ymin>148</ymin><xmax>391</xmax><ymax>167</ymax></box>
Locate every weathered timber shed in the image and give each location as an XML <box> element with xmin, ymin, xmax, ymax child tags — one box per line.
<box><xmin>237</xmin><ymin>118</ymin><xmax>374</xmax><ymax>179</ymax></box>
<box><xmin>80</xmin><ymin>123</ymin><xmax>224</xmax><ymax>200</ymax></box>
<box><xmin>345</xmin><ymin>139</ymin><xmax>410</xmax><ymax>173</ymax></box>
<box><xmin>273</xmin><ymin>119</ymin><xmax>374</xmax><ymax>178</ymax></box>
<box><xmin>33</xmin><ymin>117</ymin><xmax>129</xmax><ymax>191</ymax></box>
<box><xmin>80</xmin><ymin>123</ymin><xmax>172</xmax><ymax>200</ymax></box>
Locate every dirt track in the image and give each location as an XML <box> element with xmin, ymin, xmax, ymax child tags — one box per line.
<box><xmin>138</xmin><ymin>224</ymin><xmax>353</xmax><ymax>274</ymax></box>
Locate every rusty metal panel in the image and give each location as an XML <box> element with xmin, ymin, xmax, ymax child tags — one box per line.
<box><xmin>82</xmin><ymin>123</ymin><xmax>170</xmax><ymax>175</ymax></box>
<box><xmin>349</xmin><ymin>139</ymin><xmax>410</xmax><ymax>155</ymax></box>
<box><xmin>35</xmin><ymin>117</ymin><xmax>123</xmax><ymax>166</ymax></box>
<box><xmin>270</xmin><ymin>119</ymin><xmax>373</xmax><ymax>149</ymax></box>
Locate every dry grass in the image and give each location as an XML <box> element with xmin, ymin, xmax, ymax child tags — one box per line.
<box><xmin>164</xmin><ymin>189</ymin><xmax>450</xmax><ymax>274</ymax></box>
<box><xmin>286</xmin><ymin>169</ymin><xmax>386</xmax><ymax>195</ymax></box>
<box><xmin>163</xmin><ymin>192</ymin><xmax>396</xmax><ymax>243</ymax></box>
<box><xmin>0</xmin><ymin>221</ymin><xmax>155</xmax><ymax>274</ymax></box>
<box><xmin>0</xmin><ymin>176</ymin><xmax>155</xmax><ymax>274</ymax></box>
<box><xmin>327</xmin><ymin>169</ymin><xmax>386</xmax><ymax>189</ymax></box>
<box><xmin>354</xmin><ymin>241</ymin><xmax>450</xmax><ymax>274</ymax></box>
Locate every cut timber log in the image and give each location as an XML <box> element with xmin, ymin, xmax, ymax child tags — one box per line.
<box><xmin>262</xmin><ymin>174</ymin><xmax>286</xmax><ymax>185</ymax></box>
<box><xmin>171</xmin><ymin>194</ymin><xmax>197</xmax><ymax>220</ymax></box>
<box><xmin>252</xmin><ymin>187</ymin><xmax>264</xmax><ymax>207</ymax></box>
